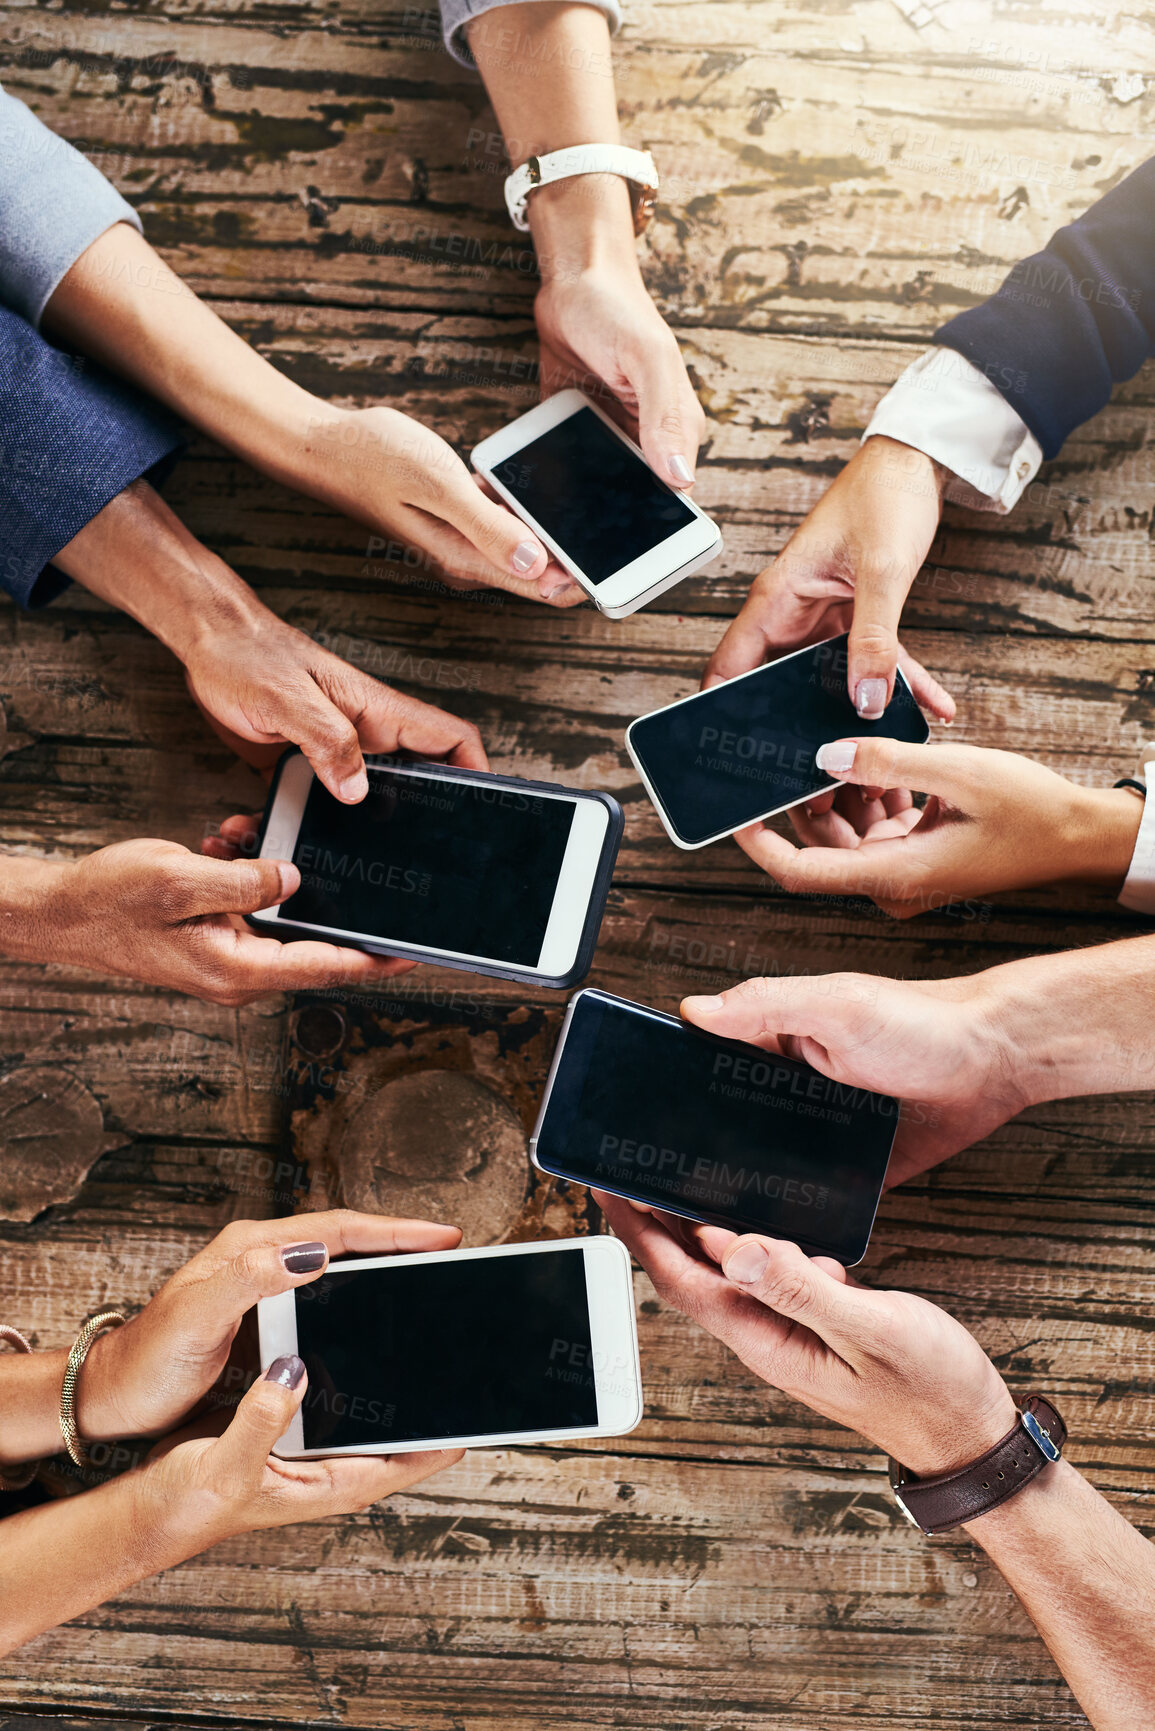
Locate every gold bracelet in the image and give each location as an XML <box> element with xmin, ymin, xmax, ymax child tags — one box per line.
<box><xmin>59</xmin><ymin>1310</ymin><xmax>127</xmax><ymax>1470</ymax></box>
<box><xmin>0</xmin><ymin>1325</ymin><xmax>38</xmax><ymax>1492</ymax></box>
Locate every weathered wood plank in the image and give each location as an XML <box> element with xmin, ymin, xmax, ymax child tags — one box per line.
<box><xmin>4</xmin><ymin>3</ymin><xmax>1154</xmax><ymax>330</ymax></box>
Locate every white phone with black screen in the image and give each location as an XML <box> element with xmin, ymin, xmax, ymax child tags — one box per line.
<box><xmin>248</xmin><ymin>752</ymin><xmax>623</xmax><ymax>988</ymax></box>
<box><xmin>472</xmin><ymin>388</ymin><xmax>722</xmax><ymax>618</ymax></box>
<box><xmin>257</xmin><ymin>1237</ymin><xmax>643</xmax><ymax>1457</ymax></box>
<box><xmin>626</xmin><ymin>632</ymin><xmax>930</xmax><ymax>849</ymax></box>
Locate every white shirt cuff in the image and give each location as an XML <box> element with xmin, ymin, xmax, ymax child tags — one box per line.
<box><xmin>862</xmin><ymin>347</ymin><xmax>1043</xmax><ymax>514</ymax></box>
<box><xmin>1118</xmin><ymin>747</ymin><xmax>1155</xmax><ymax>916</ymax></box>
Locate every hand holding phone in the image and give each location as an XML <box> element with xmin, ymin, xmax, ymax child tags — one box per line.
<box><xmin>247</xmin><ymin>752</ymin><xmax>623</xmax><ymax>987</ymax></box>
<box><xmin>257</xmin><ymin>1238</ymin><xmax>642</xmax><ymax>1457</ymax></box>
<box><xmin>532</xmin><ymin>989</ymin><xmax>897</xmax><ymax>1265</ymax></box>
<box><xmin>472</xmin><ymin>389</ymin><xmax>721</xmax><ymax>618</ymax></box>
<box><xmin>627</xmin><ymin>632</ymin><xmax>930</xmax><ymax>849</ymax></box>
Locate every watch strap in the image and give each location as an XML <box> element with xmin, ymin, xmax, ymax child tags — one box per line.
<box><xmin>504</xmin><ymin>145</ymin><xmax>659</xmax><ymax>233</ymax></box>
<box><xmin>889</xmin><ymin>1394</ymin><xmax>1066</xmax><ymax>1535</ymax></box>
<box><xmin>1118</xmin><ymin>745</ymin><xmax>1155</xmax><ymax>915</ymax></box>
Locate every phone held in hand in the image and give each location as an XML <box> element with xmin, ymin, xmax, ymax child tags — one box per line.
<box><xmin>257</xmin><ymin>1237</ymin><xmax>643</xmax><ymax>1457</ymax></box>
<box><xmin>472</xmin><ymin>388</ymin><xmax>722</xmax><ymax>618</ymax></box>
<box><xmin>531</xmin><ymin>989</ymin><xmax>897</xmax><ymax>1265</ymax></box>
<box><xmin>247</xmin><ymin>751</ymin><xmax>623</xmax><ymax>988</ymax></box>
<box><xmin>626</xmin><ymin>632</ymin><xmax>931</xmax><ymax>849</ymax></box>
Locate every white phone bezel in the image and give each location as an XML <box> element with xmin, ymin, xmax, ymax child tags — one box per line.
<box><xmin>253</xmin><ymin>755</ymin><xmax>610</xmax><ymax>979</ymax></box>
<box><xmin>259</xmin><ymin>1237</ymin><xmax>642</xmax><ymax>1457</ymax></box>
<box><xmin>625</xmin><ymin>636</ymin><xmax>924</xmax><ymax>850</ymax></box>
<box><xmin>471</xmin><ymin>388</ymin><xmax>722</xmax><ymax>619</ymax></box>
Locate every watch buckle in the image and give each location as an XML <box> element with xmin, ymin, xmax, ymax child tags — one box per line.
<box><xmin>1022</xmin><ymin>1408</ymin><xmax>1060</xmax><ymax>1461</ymax></box>
<box><xmin>525</xmin><ymin>155</ymin><xmax>542</xmax><ymax>187</ymax></box>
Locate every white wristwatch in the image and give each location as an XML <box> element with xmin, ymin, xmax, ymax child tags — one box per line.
<box><xmin>504</xmin><ymin>144</ymin><xmax>659</xmax><ymax>234</ymax></box>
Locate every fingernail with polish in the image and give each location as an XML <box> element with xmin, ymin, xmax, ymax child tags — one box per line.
<box><xmin>265</xmin><ymin>1354</ymin><xmax>306</xmax><ymax>1389</ymax></box>
<box><xmin>725</xmin><ymin>1242</ymin><xmax>769</xmax><ymax>1285</ymax></box>
<box><xmin>281</xmin><ymin>1241</ymin><xmax>327</xmax><ymax>1275</ymax></box>
<box><xmin>668</xmin><ymin>453</ymin><xmax>693</xmax><ymax>486</ymax></box>
<box><xmin>683</xmin><ymin>994</ymin><xmax>724</xmax><ymax>1013</ymax></box>
<box><xmin>815</xmin><ymin>740</ymin><xmax>857</xmax><ymax>775</ymax></box>
<box><xmin>511</xmin><ymin>539</ymin><xmax>543</xmax><ymax>574</ymax></box>
<box><xmin>545</xmin><ymin>580</ymin><xmax>576</xmax><ymax>601</ymax></box>
<box><xmin>854</xmin><ymin>677</ymin><xmax>887</xmax><ymax>720</ymax></box>
<box><xmin>340</xmin><ymin>770</ymin><xmax>369</xmax><ymax>802</ymax></box>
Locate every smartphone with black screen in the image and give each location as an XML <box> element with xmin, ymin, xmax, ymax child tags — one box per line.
<box><xmin>257</xmin><ymin>1238</ymin><xmax>642</xmax><ymax>1457</ymax></box>
<box><xmin>472</xmin><ymin>389</ymin><xmax>722</xmax><ymax>617</ymax></box>
<box><xmin>531</xmin><ymin>989</ymin><xmax>897</xmax><ymax>1265</ymax></box>
<box><xmin>247</xmin><ymin>751</ymin><xmax>623</xmax><ymax>988</ymax></box>
<box><xmin>626</xmin><ymin>632</ymin><xmax>930</xmax><ymax>848</ymax></box>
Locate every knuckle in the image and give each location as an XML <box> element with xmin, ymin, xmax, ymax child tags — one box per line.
<box><xmin>850</xmin><ymin>620</ymin><xmax>899</xmax><ymax>658</ymax></box>
<box><xmin>763</xmin><ymin>1263</ymin><xmax>811</xmax><ymax>1315</ymax></box>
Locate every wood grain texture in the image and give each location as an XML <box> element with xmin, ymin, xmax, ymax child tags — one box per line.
<box><xmin>2</xmin><ymin>0</ymin><xmax>1155</xmax><ymax>1724</ymax></box>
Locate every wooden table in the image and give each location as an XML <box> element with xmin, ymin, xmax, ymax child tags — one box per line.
<box><xmin>2</xmin><ymin>0</ymin><xmax>1154</xmax><ymax>1724</ymax></box>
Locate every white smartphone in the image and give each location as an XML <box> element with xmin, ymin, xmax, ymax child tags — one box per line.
<box><xmin>258</xmin><ymin>1237</ymin><xmax>643</xmax><ymax>1457</ymax></box>
<box><xmin>471</xmin><ymin>388</ymin><xmax>722</xmax><ymax>618</ymax></box>
<box><xmin>626</xmin><ymin>632</ymin><xmax>930</xmax><ymax>849</ymax></box>
<box><xmin>247</xmin><ymin>752</ymin><xmax>623</xmax><ymax>988</ymax></box>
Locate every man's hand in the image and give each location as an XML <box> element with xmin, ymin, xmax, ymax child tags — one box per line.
<box><xmin>29</xmin><ymin>840</ymin><xmax>416</xmax><ymax>1004</ymax></box>
<box><xmin>705</xmin><ymin>436</ymin><xmax>954</xmax><ymax>721</ymax></box>
<box><xmin>680</xmin><ymin>971</ymin><xmax>1028</xmax><ymax>1187</ymax></box>
<box><xmin>736</xmin><ymin>736</ymin><xmax>1142</xmax><ymax>915</ymax></box>
<box><xmin>180</xmin><ymin>591</ymin><xmax>489</xmax><ymax>801</ymax></box>
<box><xmin>597</xmin><ymin>1192</ymin><xmax>1016</xmax><ymax>1475</ymax></box>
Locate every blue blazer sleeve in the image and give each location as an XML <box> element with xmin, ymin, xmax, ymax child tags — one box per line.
<box><xmin>0</xmin><ymin>305</ymin><xmax>184</xmax><ymax>608</ymax></box>
<box><xmin>933</xmin><ymin>156</ymin><xmax>1155</xmax><ymax>460</ymax></box>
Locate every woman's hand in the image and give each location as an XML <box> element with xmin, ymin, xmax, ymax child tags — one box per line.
<box><xmin>308</xmin><ymin>404</ymin><xmax>582</xmax><ymax>606</ymax></box>
<box><xmin>597</xmin><ymin>1192</ymin><xmax>1015</xmax><ymax>1476</ymax></box>
<box><xmin>679</xmin><ymin>971</ymin><xmax>1028</xmax><ymax>1187</ymax></box>
<box><xmin>134</xmin><ymin>1354</ymin><xmax>462</xmax><ymax>1562</ymax></box>
<box><xmin>736</xmin><ymin>737</ymin><xmax>1142</xmax><ymax>915</ymax></box>
<box><xmin>705</xmin><ymin>436</ymin><xmax>954</xmax><ymax>721</ymax></box>
<box><xmin>79</xmin><ymin>1213</ymin><xmax>462</xmax><ymax>1446</ymax></box>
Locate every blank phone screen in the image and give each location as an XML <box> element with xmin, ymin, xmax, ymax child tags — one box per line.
<box><xmin>280</xmin><ymin>768</ymin><xmax>575</xmax><ymax>965</ymax></box>
<box><xmin>628</xmin><ymin>634</ymin><xmax>929</xmax><ymax>845</ymax></box>
<box><xmin>491</xmin><ymin>406</ymin><xmax>696</xmax><ymax>585</ymax></box>
<box><xmin>535</xmin><ymin>992</ymin><xmax>897</xmax><ymax>1263</ymax></box>
<box><xmin>295</xmin><ymin>1249</ymin><xmax>598</xmax><ymax>1449</ymax></box>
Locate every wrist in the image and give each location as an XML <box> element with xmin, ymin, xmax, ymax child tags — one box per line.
<box><xmin>1064</xmin><ymin>785</ymin><xmax>1144</xmax><ymax>889</ymax></box>
<box><xmin>859</xmin><ymin>433</ymin><xmax>949</xmax><ymax>504</ymax></box>
<box><xmin>896</xmin><ymin>1384</ymin><xmax>1018</xmax><ymax>1478</ymax></box>
<box><xmin>527</xmin><ymin>173</ymin><xmax>641</xmax><ymax>280</ymax></box>
<box><xmin>962</xmin><ymin>1453</ymin><xmax>1072</xmax><ymax>1543</ymax></box>
<box><xmin>0</xmin><ymin>857</ymin><xmax>72</xmax><ymax>966</ymax></box>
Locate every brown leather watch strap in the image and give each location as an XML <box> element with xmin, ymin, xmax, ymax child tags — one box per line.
<box><xmin>889</xmin><ymin>1395</ymin><xmax>1066</xmax><ymax>1535</ymax></box>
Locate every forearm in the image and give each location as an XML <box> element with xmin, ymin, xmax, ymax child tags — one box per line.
<box><xmin>468</xmin><ymin>3</ymin><xmax>638</xmax><ymax>275</ymax></box>
<box><xmin>0</xmin><ymin>1332</ymin><xmax>141</xmax><ymax>1466</ymax></box>
<box><xmin>976</xmin><ymin>934</ymin><xmax>1155</xmax><ymax>1106</ymax></box>
<box><xmin>0</xmin><ymin>1474</ymin><xmax>187</xmax><ymax>1655</ymax></box>
<box><xmin>40</xmin><ymin>224</ymin><xmax>332</xmax><ymax>499</ymax></box>
<box><xmin>52</xmin><ymin>479</ymin><xmax>267</xmax><ymax>665</ymax></box>
<box><xmin>965</xmin><ymin>1461</ymin><xmax>1155</xmax><ymax>1727</ymax></box>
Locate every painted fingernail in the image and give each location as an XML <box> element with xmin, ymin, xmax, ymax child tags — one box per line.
<box><xmin>265</xmin><ymin>1354</ymin><xmax>306</xmax><ymax>1389</ymax></box>
<box><xmin>724</xmin><ymin>1242</ymin><xmax>769</xmax><ymax>1285</ymax></box>
<box><xmin>280</xmin><ymin>1242</ymin><xmax>327</xmax><ymax>1274</ymax></box>
<box><xmin>339</xmin><ymin>770</ymin><xmax>369</xmax><ymax>802</ymax></box>
<box><xmin>668</xmin><ymin>453</ymin><xmax>693</xmax><ymax>486</ymax></box>
<box><xmin>815</xmin><ymin>740</ymin><xmax>857</xmax><ymax>775</ymax></box>
<box><xmin>854</xmin><ymin>678</ymin><xmax>887</xmax><ymax>719</ymax></box>
<box><xmin>545</xmin><ymin>580</ymin><xmax>577</xmax><ymax>600</ymax></box>
<box><xmin>511</xmin><ymin>539</ymin><xmax>543</xmax><ymax>574</ymax></box>
<box><xmin>683</xmin><ymin>994</ymin><xmax>724</xmax><ymax>1013</ymax></box>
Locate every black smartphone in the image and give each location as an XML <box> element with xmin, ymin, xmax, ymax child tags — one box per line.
<box><xmin>530</xmin><ymin>989</ymin><xmax>897</xmax><ymax>1265</ymax></box>
<box><xmin>247</xmin><ymin>752</ymin><xmax>623</xmax><ymax>988</ymax></box>
<box><xmin>625</xmin><ymin>632</ymin><xmax>930</xmax><ymax>848</ymax></box>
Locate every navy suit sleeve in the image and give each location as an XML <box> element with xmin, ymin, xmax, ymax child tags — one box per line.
<box><xmin>0</xmin><ymin>304</ymin><xmax>184</xmax><ymax>608</ymax></box>
<box><xmin>933</xmin><ymin>156</ymin><xmax>1155</xmax><ymax>460</ymax></box>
